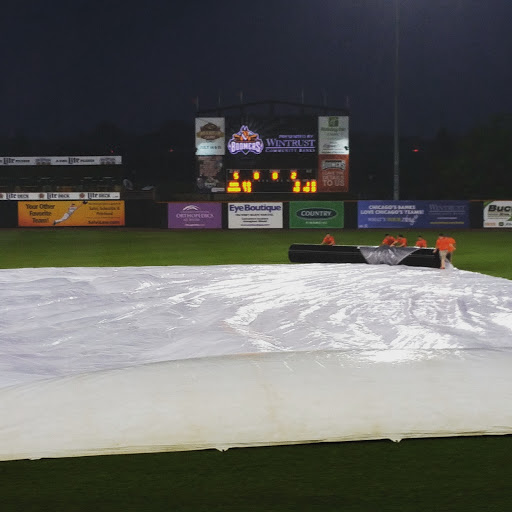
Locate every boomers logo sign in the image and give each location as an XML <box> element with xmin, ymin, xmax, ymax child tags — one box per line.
<box><xmin>227</xmin><ymin>126</ymin><xmax>264</xmax><ymax>155</ymax></box>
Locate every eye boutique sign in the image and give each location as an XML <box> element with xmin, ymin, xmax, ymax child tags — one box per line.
<box><xmin>228</xmin><ymin>202</ymin><xmax>283</xmax><ymax>229</ymax></box>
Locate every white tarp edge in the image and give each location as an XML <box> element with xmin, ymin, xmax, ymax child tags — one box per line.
<box><xmin>1</xmin><ymin>348</ymin><xmax>512</xmax><ymax>461</ymax></box>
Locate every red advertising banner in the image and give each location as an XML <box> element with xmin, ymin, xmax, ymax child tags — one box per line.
<box><xmin>317</xmin><ymin>155</ymin><xmax>349</xmax><ymax>192</ymax></box>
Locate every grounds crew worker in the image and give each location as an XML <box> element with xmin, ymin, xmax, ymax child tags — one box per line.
<box><xmin>381</xmin><ymin>234</ymin><xmax>396</xmax><ymax>246</ymax></box>
<box><xmin>433</xmin><ymin>234</ymin><xmax>455</xmax><ymax>269</ymax></box>
<box><xmin>321</xmin><ymin>233</ymin><xmax>335</xmax><ymax>246</ymax></box>
<box><xmin>415</xmin><ymin>235</ymin><xmax>427</xmax><ymax>248</ymax></box>
<box><xmin>445</xmin><ymin>234</ymin><xmax>456</xmax><ymax>262</ymax></box>
<box><xmin>391</xmin><ymin>234</ymin><xmax>407</xmax><ymax>247</ymax></box>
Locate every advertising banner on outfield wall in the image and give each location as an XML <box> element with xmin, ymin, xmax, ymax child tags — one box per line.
<box><xmin>289</xmin><ymin>201</ymin><xmax>344</xmax><ymax>229</ymax></box>
<box><xmin>228</xmin><ymin>203</ymin><xmax>283</xmax><ymax>229</ymax></box>
<box><xmin>358</xmin><ymin>200</ymin><xmax>469</xmax><ymax>228</ymax></box>
<box><xmin>0</xmin><ymin>192</ymin><xmax>120</xmax><ymax>201</ymax></box>
<box><xmin>483</xmin><ymin>200</ymin><xmax>512</xmax><ymax>227</ymax></box>
<box><xmin>168</xmin><ymin>203</ymin><xmax>222</xmax><ymax>229</ymax></box>
<box><xmin>18</xmin><ymin>201</ymin><xmax>125</xmax><ymax>227</ymax></box>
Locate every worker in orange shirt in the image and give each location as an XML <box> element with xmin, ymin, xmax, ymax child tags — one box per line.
<box><xmin>445</xmin><ymin>234</ymin><xmax>456</xmax><ymax>262</ymax></box>
<box><xmin>391</xmin><ymin>234</ymin><xmax>407</xmax><ymax>247</ymax></box>
<box><xmin>321</xmin><ymin>233</ymin><xmax>335</xmax><ymax>246</ymax></box>
<box><xmin>433</xmin><ymin>234</ymin><xmax>454</xmax><ymax>269</ymax></box>
<box><xmin>381</xmin><ymin>234</ymin><xmax>395</xmax><ymax>246</ymax></box>
<box><xmin>415</xmin><ymin>235</ymin><xmax>427</xmax><ymax>248</ymax></box>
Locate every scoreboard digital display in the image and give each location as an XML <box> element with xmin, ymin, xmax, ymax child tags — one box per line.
<box><xmin>195</xmin><ymin>113</ymin><xmax>349</xmax><ymax>194</ymax></box>
<box><xmin>226</xmin><ymin>169</ymin><xmax>317</xmax><ymax>193</ymax></box>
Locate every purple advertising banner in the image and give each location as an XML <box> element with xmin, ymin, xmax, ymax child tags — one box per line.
<box><xmin>168</xmin><ymin>202</ymin><xmax>222</xmax><ymax>229</ymax></box>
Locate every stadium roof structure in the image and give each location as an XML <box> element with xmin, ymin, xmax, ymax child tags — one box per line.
<box><xmin>196</xmin><ymin>99</ymin><xmax>349</xmax><ymax>118</ymax></box>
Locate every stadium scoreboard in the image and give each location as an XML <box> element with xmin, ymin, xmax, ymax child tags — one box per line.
<box><xmin>226</xmin><ymin>169</ymin><xmax>317</xmax><ymax>194</ymax></box>
<box><xmin>195</xmin><ymin>114</ymin><xmax>349</xmax><ymax>194</ymax></box>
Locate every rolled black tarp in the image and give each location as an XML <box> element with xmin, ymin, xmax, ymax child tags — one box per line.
<box><xmin>288</xmin><ymin>244</ymin><xmax>441</xmax><ymax>268</ymax></box>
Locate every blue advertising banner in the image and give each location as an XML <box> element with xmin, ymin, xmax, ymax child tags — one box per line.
<box><xmin>358</xmin><ymin>200</ymin><xmax>469</xmax><ymax>229</ymax></box>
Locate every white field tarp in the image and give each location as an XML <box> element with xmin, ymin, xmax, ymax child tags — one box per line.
<box><xmin>1</xmin><ymin>263</ymin><xmax>512</xmax><ymax>461</ymax></box>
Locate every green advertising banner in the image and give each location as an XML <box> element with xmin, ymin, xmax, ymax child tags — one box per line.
<box><xmin>289</xmin><ymin>201</ymin><xmax>344</xmax><ymax>228</ymax></box>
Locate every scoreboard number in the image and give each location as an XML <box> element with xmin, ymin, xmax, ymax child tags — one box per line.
<box><xmin>226</xmin><ymin>169</ymin><xmax>317</xmax><ymax>193</ymax></box>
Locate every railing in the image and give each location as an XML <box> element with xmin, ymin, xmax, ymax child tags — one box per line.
<box><xmin>2</xmin><ymin>177</ymin><xmax>123</xmax><ymax>193</ymax></box>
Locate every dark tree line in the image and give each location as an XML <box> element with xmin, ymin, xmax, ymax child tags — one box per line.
<box><xmin>431</xmin><ymin>115</ymin><xmax>512</xmax><ymax>199</ymax></box>
<box><xmin>350</xmin><ymin>114</ymin><xmax>512</xmax><ymax>200</ymax></box>
<box><xmin>1</xmin><ymin>114</ymin><xmax>510</xmax><ymax>199</ymax></box>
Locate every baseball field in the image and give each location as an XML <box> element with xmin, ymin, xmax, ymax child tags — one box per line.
<box><xmin>1</xmin><ymin>228</ymin><xmax>511</xmax><ymax>512</ymax></box>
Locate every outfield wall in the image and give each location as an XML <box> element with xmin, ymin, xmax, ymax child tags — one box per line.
<box><xmin>0</xmin><ymin>199</ymin><xmax>493</xmax><ymax>229</ymax></box>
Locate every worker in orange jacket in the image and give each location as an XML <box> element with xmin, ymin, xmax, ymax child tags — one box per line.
<box><xmin>321</xmin><ymin>233</ymin><xmax>335</xmax><ymax>246</ymax></box>
<box><xmin>391</xmin><ymin>234</ymin><xmax>407</xmax><ymax>247</ymax></box>
<box><xmin>415</xmin><ymin>235</ymin><xmax>427</xmax><ymax>248</ymax></box>
<box><xmin>381</xmin><ymin>234</ymin><xmax>396</xmax><ymax>246</ymax></box>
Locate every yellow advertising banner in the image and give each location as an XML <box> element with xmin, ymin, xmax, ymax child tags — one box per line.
<box><xmin>18</xmin><ymin>201</ymin><xmax>125</xmax><ymax>227</ymax></box>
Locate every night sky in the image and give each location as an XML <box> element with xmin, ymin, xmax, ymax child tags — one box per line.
<box><xmin>2</xmin><ymin>0</ymin><xmax>511</xmax><ymax>139</ymax></box>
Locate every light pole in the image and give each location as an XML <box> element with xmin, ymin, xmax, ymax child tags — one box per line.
<box><xmin>393</xmin><ymin>0</ymin><xmax>400</xmax><ymax>200</ymax></box>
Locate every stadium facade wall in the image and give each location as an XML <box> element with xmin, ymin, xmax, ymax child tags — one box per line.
<box><xmin>0</xmin><ymin>200</ymin><xmax>487</xmax><ymax>229</ymax></box>
<box><xmin>0</xmin><ymin>201</ymin><xmax>18</xmax><ymax>227</ymax></box>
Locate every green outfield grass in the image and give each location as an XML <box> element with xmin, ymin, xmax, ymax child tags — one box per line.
<box><xmin>1</xmin><ymin>228</ymin><xmax>512</xmax><ymax>279</ymax></box>
<box><xmin>1</xmin><ymin>227</ymin><xmax>512</xmax><ymax>511</ymax></box>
